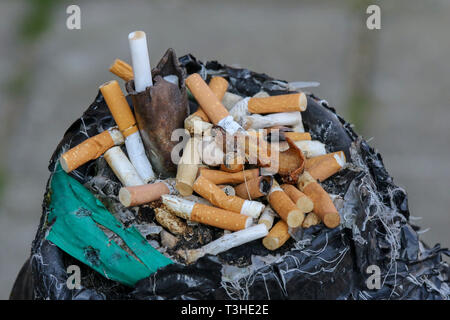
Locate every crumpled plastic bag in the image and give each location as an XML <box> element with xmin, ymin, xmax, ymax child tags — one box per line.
<box><xmin>10</xmin><ymin>54</ymin><xmax>449</xmax><ymax>300</ymax></box>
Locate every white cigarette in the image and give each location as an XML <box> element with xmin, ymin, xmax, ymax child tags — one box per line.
<box><xmin>179</xmin><ymin>224</ymin><xmax>268</xmax><ymax>263</ymax></box>
<box><xmin>294</xmin><ymin>140</ymin><xmax>327</xmax><ymax>158</ymax></box>
<box><xmin>290</xmin><ymin>112</ymin><xmax>305</xmax><ymax>132</ymax></box>
<box><xmin>222</xmin><ymin>92</ymin><xmax>244</xmax><ymax>111</ymax></box>
<box><xmin>128</xmin><ymin>31</ymin><xmax>153</xmax><ymax>92</ymax></box>
<box><xmin>243</xmin><ymin>112</ymin><xmax>302</xmax><ymax>130</ymax></box>
<box><xmin>104</xmin><ymin>146</ymin><xmax>144</xmax><ymax>187</ymax></box>
<box><xmin>258</xmin><ymin>206</ymin><xmax>277</xmax><ymax>230</ymax></box>
<box><xmin>125</xmin><ymin>131</ymin><xmax>156</xmax><ymax>183</ymax></box>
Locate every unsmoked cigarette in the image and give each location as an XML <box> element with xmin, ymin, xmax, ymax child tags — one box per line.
<box><xmin>305</xmin><ymin>151</ymin><xmax>346</xmax><ymax>182</ymax></box>
<box><xmin>193</xmin><ymin>176</ymin><xmax>264</xmax><ymax>218</ymax></box>
<box><xmin>258</xmin><ymin>205</ymin><xmax>277</xmax><ymax>230</ymax></box>
<box><xmin>248</xmin><ymin>92</ymin><xmax>307</xmax><ymax>114</ymax></box>
<box><xmin>161</xmin><ymin>195</ymin><xmax>252</xmax><ymax>231</ymax></box>
<box><xmin>155</xmin><ymin>207</ymin><xmax>187</xmax><ymax>235</ymax></box>
<box><xmin>283</xmin><ymin>132</ymin><xmax>311</xmax><ymax>141</ymax></box>
<box><xmin>281</xmin><ymin>184</ymin><xmax>314</xmax><ymax>213</ymax></box>
<box><xmin>262</xmin><ymin>220</ymin><xmax>290</xmax><ymax>251</ymax></box>
<box><xmin>234</xmin><ymin>176</ymin><xmax>273</xmax><ymax>200</ymax></box>
<box><xmin>104</xmin><ymin>146</ymin><xmax>144</xmax><ymax>187</ymax></box>
<box><xmin>267</xmin><ymin>182</ymin><xmax>304</xmax><ymax>228</ymax></box>
<box><xmin>60</xmin><ymin>127</ymin><xmax>124</xmax><ymax>173</ymax></box>
<box><xmin>186</xmin><ymin>73</ymin><xmax>242</xmax><ymax>134</ymax></box>
<box><xmin>199</xmin><ymin>168</ymin><xmax>259</xmax><ymax>185</ymax></box>
<box><xmin>119</xmin><ymin>181</ymin><xmax>170</xmax><ymax>207</ymax></box>
<box><xmin>175</xmin><ymin>137</ymin><xmax>201</xmax><ymax>196</ymax></box>
<box><xmin>179</xmin><ymin>224</ymin><xmax>268</xmax><ymax>264</ymax></box>
<box><xmin>109</xmin><ymin>59</ymin><xmax>134</xmax><ymax>82</ymax></box>
<box><xmin>297</xmin><ymin>171</ymin><xmax>340</xmax><ymax>228</ymax></box>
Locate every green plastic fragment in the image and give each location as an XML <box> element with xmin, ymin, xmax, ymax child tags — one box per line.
<box><xmin>45</xmin><ymin>164</ymin><xmax>173</xmax><ymax>287</ymax></box>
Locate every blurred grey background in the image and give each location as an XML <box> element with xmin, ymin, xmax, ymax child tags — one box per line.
<box><xmin>0</xmin><ymin>0</ymin><xmax>449</xmax><ymax>299</ymax></box>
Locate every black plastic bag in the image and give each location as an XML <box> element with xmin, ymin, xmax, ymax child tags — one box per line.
<box><xmin>10</xmin><ymin>54</ymin><xmax>449</xmax><ymax>300</ymax></box>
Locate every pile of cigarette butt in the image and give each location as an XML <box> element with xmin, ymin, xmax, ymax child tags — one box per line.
<box><xmin>60</xmin><ymin>30</ymin><xmax>348</xmax><ymax>267</ymax></box>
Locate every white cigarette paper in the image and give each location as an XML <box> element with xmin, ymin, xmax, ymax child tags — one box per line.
<box><xmin>128</xmin><ymin>31</ymin><xmax>153</xmax><ymax>92</ymax></box>
<box><xmin>104</xmin><ymin>146</ymin><xmax>144</xmax><ymax>187</ymax></box>
<box><xmin>161</xmin><ymin>194</ymin><xmax>195</xmax><ymax>220</ymax></box>
<box><xmin>179</xmin><ymin>224</ymin><xmax>268</xmax><ymax>263</ymax></box>
<box><xmin>125</xmin><ymin>131</ymin><xmax>156</xmax><ymax>182</ymax></box>
<box><xmin>294</xmin><ymin>140</ymin><xmax>327</xmax><ymax>158</ymax></box>
<box><xmin>258</xmin><ymin>206</ymin><xmax>277</xmax><ymax>230</ymax></box>
<box><xmin>222</xmin><ymin>92</ymin><xmax>244</xmax><ymax>111</ymax></box>
<box><xmin>243</xmin><ymin>112</ymin><xmax>303</xmax><ymax>130</ymax></box>
<box><xmin>241</xmin><ymin>201</ymin><xmax>265</xmax><ymax>219</ymax></box>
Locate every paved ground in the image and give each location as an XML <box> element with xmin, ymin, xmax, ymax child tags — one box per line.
<box><xmin>0</xmin><ymin>0</ymin><xmax>449</xmax><ymax>299</ymax></box>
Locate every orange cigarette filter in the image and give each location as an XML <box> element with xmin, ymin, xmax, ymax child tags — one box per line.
<box><xmin>100</xmin><ymin>80</ymin><xmax>138</xmax><ymax>137</ymax></box>
<box><xmin>191</xmin><ymin>203</ymin><xmax>250</xmax><ymax>231</ymax></box>
<box><xmin>109</xmin><ymin>59</ymin><xmax>134</xmax><ymax>82</ymax></box>
<box><xmin>220</xmin><ymin>153</ymin><xmax>245</xmax><ymax>173</ymax></box>
<box><xmin>268</xmin><ymin>183</ymin><xmax>305</xmax><ymax>228</ymax></box>
<box><xmin>283</xmin><ymin>132</ymin><xmax>311</xmax><ymax>141</ymax></box>
<box><xmin>297</xmin><ymin>171</ymin><xmax>340</xmax><ymax>228</ymax></box>
<box><xmin>235</xmin><ymin>176</ymin><xmax>273</xmax><ymax>200</ymax></box>
<box><xmin>119</xmin><ymin>182</ymin><xmax>170</xmax><ymax>207</ymax></box>
<box><xmin>60</xmin><ymin>128</ymin><xmax>122</xmax><ymax>173</ymax></box>
<box><xmin>193</xmin><ymin>176</ymin><xmax>244</xmax><ymax>214</ymax></box>
<box><xmin>199</xmin><ymin>168</ymin><xmax>259</xmax><ymax>185</ymax></box>
<box><xmin>262</xmin><ymin>220</ymin><xmax>290</xmax><ymax>251</ymax></box>
<box><xmin>247</xmin><ymin>92</ymin><xmax>307</xmax><ymax>114</ymax></box>
<box><xmin>304</xmin><ymin>151</ymin><xmax>346</xmax><ymax>182</ymax></box>
<box><xmin>281</xmin><ymin>184</ymin><xmax>314</xmax><ymax>213</ymax></box>
<box><xmin>190</xmin><ymin>76</ymin><xmax>229</xmax><ymax>123</ymax></box>
<box><xmin>185</xmin><ymin>73</ymin><xmax>230</xmax><ymax>125</ymax></box>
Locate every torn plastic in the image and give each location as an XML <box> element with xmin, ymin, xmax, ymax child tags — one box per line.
<box><xmin>10</xmin><ymin>54</ymin><xmax>449</xmax><ymax>300</ymax></box>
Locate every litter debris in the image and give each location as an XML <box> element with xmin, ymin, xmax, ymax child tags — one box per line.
<box><xmin>15</xmin><ymin>30</ymin><xmax>448</xmax><ymax>300</ymax></box>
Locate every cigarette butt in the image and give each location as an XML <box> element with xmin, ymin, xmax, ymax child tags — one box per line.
<box><xmin>191</xmin><ymin>203</ymin><xmax>252</xmax><ymax>231</ymax></box>
<box><xmin>209</xmin><ymin>76</ymin><xmax>228</xmax><ymax>101</ymax></box>
<box><xmin>258</xmin><ymin>206</ymin><xmax>277</xmax><ymax>230</ymax></box>
<box><xmin>294</xmin><ymin>140</ymin><xmax>327</xmax><ymax>158</ymax></box>
<box><xmin>104</xmin><ymin>146</ymin><xmax>144</xmax><ymax>186</ymax></box>
<box><xmin>248</xmin><ymin>92</ymin><xmax>307</xmax><ymax>114</ymax></box>
<box><xmin>193</xmin><ymin>176</ymin><xmax>264</xmax><ymax>218</ymax></box>
<box><xmin>190</xmin><ymin>76</ymin><xmax>228</xmax><ymax>123</ymax></box>
<box><xmin>176</xmin><ymin>137</ymin><xmax>201</xmax><ymax>196</ymax></box>
<box><xmin>218</xmin><ymin>185</ymin><xmax>236</xmax><ymax>196</ymax></box>
<box><xmin>302</xmin><ymin>212</ymin><xmax>321</xmax><ymax>228</ymax></box>
<box><xmin>305</xmin><ymin>151</ymin><xmax>346</xmax><ymax>182</ymax></box>
<box><xmin>220</xmin><ymin>152</ymin><xmax>245</xmax><ymax>173</ymax></box>
<box><xmin>60</xmin><ymin>127</ymin><xmax>124</xmax><ymax>173</ymax></box>
<box><xmin>184</xmin><ymin>114</ymin><xmax>213</xmax><ymax>136</ymax></box>
<box><xmin>186</xmin><ymin>74</ymin><xmax>242</xmax><ymax>134</ymax></box>
<box><xmin>262</xmin><ymin>220</ymin><xmax>290</xmax><ymax>251</ymax></box>
<box><xmin>185</xmin><ymin>74</ymin><xmax>229</xmax><ymax>125</ymax></box>
<box><xmin>281</xmin><ymin>184</ymin><xmax>314</xmax><ymax>213</ymax></box>
<box><xmin>179</xmin><ymin>224</ymin><xmax>268</xmax><ymax>264</ymax></box>
<box><xmin>243</xmin><ymin>112</ymin><xmax>302</xmax><ymax>130</ymax></box>
<box><xmin>235</xmin><ymin>176</ymin><xmax>273</xmax><ymax>200</ymax></box>
<box><xmin>297</xmin><ymin>171</ymin><xmax>340</xmax><ymax>228</ymax></box>
<box><xmin>199</xmin><ymin>168</ymin><xmax>260</xmax><ymax>185</ymax></box>
<box><xmin>99</xmin><ymin>80</ymin><xmax>138</xmax><ymax>137</ymax></box>
<box><xmin>109</xmin><ymin>59</ymin><xmax>134</xmax><ymax>82</ymax></box>
<box><xmin>128</xmin><ymin>31</ymin><xmax>153</xmax><ymax>92</ymax></box>
<box><xmin>119</xmin><ymin>181</ymin><xmax>170</xmax><ymax>207</ymax></box>
<box><xmin>283</xmin><ymin>132</ymin><xmax>311</xmax><ymax>141</ymax></box>
<box><xmin>268</xmin><ymin>182</ymin><xmax>304</xmax><ymax>228</ymax></box>
<box><xmin>222</xmin><ymin>92</ymin><xmax>243</xmax><ymax>110</ymax></box>
<box><xmin>162</xmin><ymin>195</ymin><xmax>252</xmax><ymax>230</ymax></box>
<box><xmin>155</xmin><ymin>207</ymin><xmax>187</xmax><ymax>235</ymax></box>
